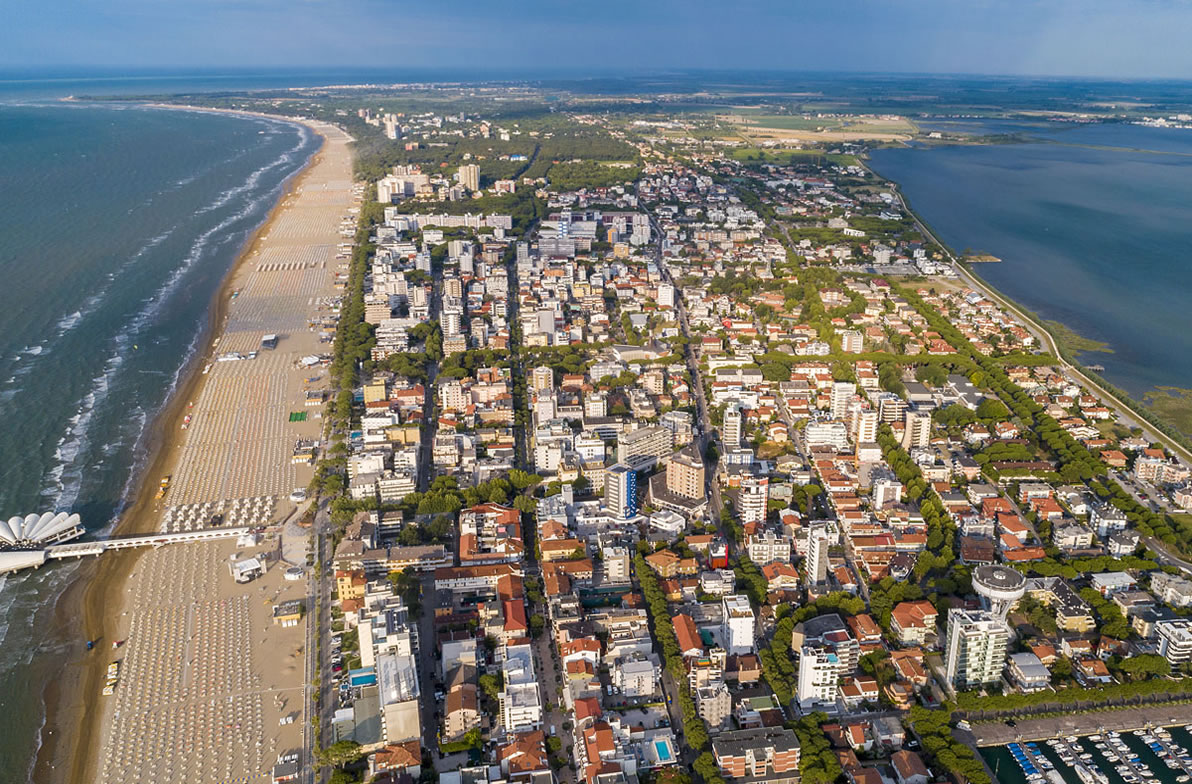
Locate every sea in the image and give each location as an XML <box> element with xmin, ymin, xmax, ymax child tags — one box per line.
<box><xmin>0</xmin><ymin>82</ymin><xmax>320</xmax><ymax>779</ymax></box>
<box><xmin>868</xmin><ymin>120</ymin><xmax>1192</xmax><ymax>404</ymax></box>
<box><xmin>1</xmin><ymin>71</ymin><xmax>1190</xmax><ymax>781</ymax></box>
<box><xmin>982</xmin><ymin>727</ymin><xmax>1192</xmax><ymax>784</ymax></box>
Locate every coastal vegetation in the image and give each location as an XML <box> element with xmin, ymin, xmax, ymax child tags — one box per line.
<box><xmin>877</xmin><ymin>150</ymin><xmax>1192</xmax><ymax>455</ymax></box>
<box><xmin>969</xmin><ymin>275</ymin><xmax>1192</xmax><ymax>451</ymax></box>
<box><xmin>1144</xmin><ymin>386</ymin><xmax>1192</xmax><ymax>437</ymax></box>
<box><xmin>544</xmin><ymin>159</ymin><xmax>641</xmax><ymax>191</ymax></box>
<box><xmin>308</xmin><ymin>196</ymin><xmax>384</xmax><ymax>501</ymax></box>
<box><xmin>393</xmin><ymin>187</ymin><xmax>544</xmax><ymax>235</ymax></box>
<box><xmin>1044</xmin><ymin>319</ymin><xmax>1114</xmax><ymax>355</ymax></box>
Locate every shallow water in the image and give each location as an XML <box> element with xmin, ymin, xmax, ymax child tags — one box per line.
<box><xmin>0</xmin><ymin>100</ymin><xmax>317</xmax><ymax>780</ymax></box>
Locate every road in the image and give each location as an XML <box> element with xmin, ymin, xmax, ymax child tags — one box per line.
<box><xmin>506</xmin><ymin>241</ymin><xmax>530</xmax><ymax>471</ymax></box>
<box><xmin>1111</xmin><ymin>471</ymin><xmax>1192</xmax><ymax>574</ymax></box>
<box><xmin>416</xmin><ymin>576</ymin><xmax>443</xmax><ymax>760</ymax></box>
<box><xmin>642</xmin><ymin>207</ymin><xmax>725</xmax><ymax>531</ymax></box>
<box><xmin>304</xmin><ymin>500</ymin><xmax>333</xmax><ymax>784</ymax></box>
<box><xmin>417</xmin><ymin>270</ymin><xmax>443</xmax><ymax>493</ymax></box>
<box><xmin>642</xmin><ymin>204</ymin><xmax>743</xmax><ymax>761</ymax></box>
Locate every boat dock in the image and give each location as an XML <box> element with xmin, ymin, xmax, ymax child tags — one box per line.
<box><xmin>0</xmin><ymin>526</ymin><xmax>252</xmax><ymax>575</ymax></box>
<box><xmin>985</xmin><ymin>724</ymin><xmax>1192</xmax><ymax>784</ymax></box>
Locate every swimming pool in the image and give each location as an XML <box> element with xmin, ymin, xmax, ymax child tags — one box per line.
<box><xmin>655</xmin><ymin>740</ymin><xmax>673</xmax><ymax>762</ymax></box>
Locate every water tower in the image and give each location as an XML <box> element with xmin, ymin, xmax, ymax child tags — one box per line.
<box><xmin>972</xmin><ymin>564</ymin><xmax>1027</xmax><ymax>624</ymax></box>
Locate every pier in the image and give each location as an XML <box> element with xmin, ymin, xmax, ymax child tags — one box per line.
<box><xmin>0</xmin><ymin>526</ymin><xmax>252</xmax><ymax>575</ymax></box>
<box><xmin>972</xmin><ymin>704</ymin><xmax>1192</xmax><ymax>747</ymax></box>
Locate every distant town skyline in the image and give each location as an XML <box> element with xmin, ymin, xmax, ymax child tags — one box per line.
<box><xmin>4</xmin><ymin>0</ymin><xmax>1192</xmax><ymax>79</ymax></box>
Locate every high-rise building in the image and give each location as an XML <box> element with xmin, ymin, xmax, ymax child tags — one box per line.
<box><xmin>944</xmin><ymin>609</ymin><xmax>1010</xmax><ymax>689</ymax></box>
<box><xmin>616</xmin><ymin>425</ymin><xmax>673</xmax><ymax>466</ymax></box>
<box><xmin>852</xmin><ymin>407</ymin><xmax>878</xmax><ymax>445</ymax></box>
<box><xmin>531</xmin><ymin>366</ymin><xmax>554</xmax><ymax>393</ymax></box>
<box><xmin>440</xmin><ymin>309</ymin><xmax>462</xmax><ymax>337</ymax></box>
<box><xmin>877</xmin><ymin>392</ymin><xmax>907</xmax><ymax>423</ymax></box>
<box><xmin>723</xmin><ymin>405</ymin><xmax>744</xmax><ymax>449</ymax></box>
<box><xmin>658</xmin><ymin>282</ymin><xmax>676</xmax><ymax>308</ymax></box>
<box><xmin>605</xmin><ymin>463</ymin><xmax>638</xmax><ymax>519</ymax></box>
<box><xmin>439</xmin><ymin>380</ymin><xmax>468</xmax><ymax>413</ymax></box>
<box><xmin>738</xmin><ymin>475</ymin><xmax>769</xmax><ymax>526</ymax></box>
<box><xmin>805</xmin><ymin>526</ymin><xmax>832</xmax><ymax>586</ymax></box>
<box><xmin>584</xmin><ymin>392</ymin><xmax>608</xmax><ymax>418</ymax></box>
<box><xmin>601</xmin><ymin>544</ymin><xmax>631</xmax><ymax>584</ymax></box>
<box><xmin>839</xmin><ymin>330</ymin><xmax>864</xmax><ymax>354</ymax></box>
<box><xmin>791</xmin><ymin>613</ymin><xmax>861</xmax><ymax>674</ymax></box>
<box><xmin>720</xmin><ymin>594</ymin><xmax>756</xmax><ymax>655</ymax></box>
<box><xmin>666</xmin><ymin>444</ymin><xmax>706</xmax><ymax>500</ymax></box>
<box><xmin>796</xmin><ymin>645</ymin><xmax>841</xmax><ymax>710</ymax></box>
<box><xmin>458</xmin><ymin>163</ymin><xmax>480</xmax><ymax>192</ymax></box>
<box><xmin>660</xmin><ymin>410</ymin><xmax>694</xmax><ymax>446</ymax></box>
<box><xmin>1157</xmin><ymin>619</ymin><xmax>1192</xmax><ymax>664</ymax></box>
<box><xmin>830</xmin><ymin>382</ymin><xmax>856</xmax><ymax>421</ymax></box>
<box><xmin>872</xmin><ymin>478</ymin><xmax>903</xmax><ymax>510</ymax></box>
<box><xmin>902</xmin><ymin>410</ymin><xmax>932</xmax><ymax>450</ymax></box>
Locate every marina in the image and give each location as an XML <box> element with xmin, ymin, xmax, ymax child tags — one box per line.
<box><xmin>985</xmin><ymin>726</ymin><xmax>1192</xmax><ymax>784</ymax></box>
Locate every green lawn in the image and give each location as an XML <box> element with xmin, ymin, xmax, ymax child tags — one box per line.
<box><xmin>731</xmin><ymin>147</ymin><xmax>860</xmax><ymax>167</ymax></box>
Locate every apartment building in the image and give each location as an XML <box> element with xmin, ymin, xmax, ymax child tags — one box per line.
<box><xmin>713</xmin><ymin>727</ymin><xmax>801</xmax><ymax>781</ymax></box>
<box><xmin>944</xmin><ymin>609</ymin><xmax>1009</xmax><ymax>689</ymax></box>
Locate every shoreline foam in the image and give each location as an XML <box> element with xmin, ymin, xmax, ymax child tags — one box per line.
<box><xmin>33</xmin><ymin>107</ymin><xmax>346</xmax><ymax>784</ymax></box>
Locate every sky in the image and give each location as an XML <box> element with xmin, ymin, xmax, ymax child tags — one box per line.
<box><xmin>3</xmin><ymin>0</ymin><xmax>1192</xmax><ymax>79</ymax></box>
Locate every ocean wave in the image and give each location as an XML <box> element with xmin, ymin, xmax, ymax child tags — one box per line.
<box><xmin>0</xmin><ymin>590</ymin><xmax>15</xmax><ymax>661</ymax></box>
<box><xmin>36</xmin><ymin>129</ymin><xmax>311</xmax><ymax>518</ymax></box>
<box><xmin>51</xmin><ymin>228</ymin><xmax>174</xmax><ymax>341</ymax></box>
<box><xmin>45</xmin><ymin>126</ymin><xmax>298</xmax><ymax>349</ymax></box>
<box><xmin>0</xmin><ymin>225</ymin><xmax>180</xmax><ymax>389</ymax></box>
<box><xmin>40</xmin><ymin>360</ymin><xmax>114</xmax><ymax>512</ymax></box>
<box><xmin>193</xmin><ymin>132</ymin><xmax>307</xmax><ymax>218</ymax></box>
<box><xmin>26</xmin><ymin>116</ymin><xmax>304</xmax><ymax>365</ymax></box>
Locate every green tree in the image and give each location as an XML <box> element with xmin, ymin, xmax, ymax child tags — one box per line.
<box><xmin>317</xmin><ymin>740</ymin><xmax>364</xmax><ymax>768</ymax></box>
<box><xmin>694</xmin><ymin>752</ymin><xmax>726</xmax><ymax>784</ymax></box>
<box><xmin>1118</xmin><ymin>654</ymin><xmax>1170</xmax><ymax>680</ymax></box>
<box><xmin>479</xmin><ymin>673</ymin><xmax>503</xmax><ymax>700</ymax></box>
<box><xmin>914</xmin><ymin>363</ymin><xmax>947</xmax><ymax>387</ymax></box>
<box><xmin>976</xmin><ymin>398</ymin><xmax>1011</xmax><ymax>420</ymax></box>
<box><xmin>792</xmin><ymin>714</ymin><xmax>843</xmax><ymax>784</ymax></box>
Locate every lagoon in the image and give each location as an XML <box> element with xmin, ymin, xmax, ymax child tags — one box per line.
<box><xmin>869</xmin><ymin>122</ymin><xmax>1192</xmax><ymax>419</ymax></box>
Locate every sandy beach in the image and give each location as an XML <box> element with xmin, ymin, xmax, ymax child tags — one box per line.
<box><xmin>34</xmin><ymin>113</ymin><xmax>357</xmax><ymax>784</ymax></box>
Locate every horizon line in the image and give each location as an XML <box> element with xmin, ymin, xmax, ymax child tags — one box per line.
<box><xmin>3</xmin><ymin>65</ymin><xmax>1192</xmax><ymax>86</ymax></box>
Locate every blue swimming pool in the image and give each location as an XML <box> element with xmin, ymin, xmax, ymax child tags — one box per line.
<box><xmin>655</xmin><ymin>740</ymin><xmax>672</xmax><ymax>762</ymax></box>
